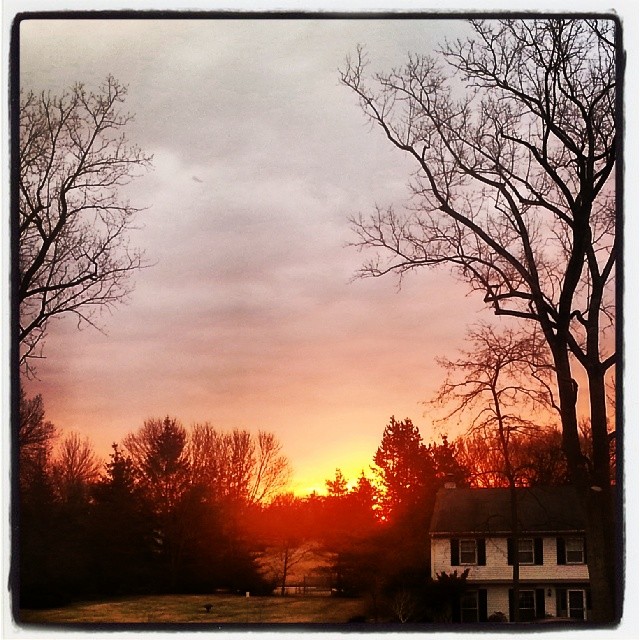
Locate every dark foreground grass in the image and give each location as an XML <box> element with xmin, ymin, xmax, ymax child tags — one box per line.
<box><xmin>19</xmin><ymin>593</ymin><xmax>368</xmax><ymax>625</ymax></box>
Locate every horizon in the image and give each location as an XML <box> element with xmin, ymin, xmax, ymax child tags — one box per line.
<box><xmin>18</xmin><ymin>17</ymin><xmax>485</xmax><ymax>495</ymax></box>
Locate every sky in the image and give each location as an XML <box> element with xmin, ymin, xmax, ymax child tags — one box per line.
<box><xmin>14</xmin><ymin>16</ymin><xmax>569</xmax><ymax>494</ymax></box>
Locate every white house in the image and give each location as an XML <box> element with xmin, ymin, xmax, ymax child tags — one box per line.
<box><xmin>429</xmin><ymin>485</ymin><xmax>591</xmax><ymax>622</ymax></box>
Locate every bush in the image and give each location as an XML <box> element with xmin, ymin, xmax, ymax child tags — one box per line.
<box><xmin>488</xmin><ymin>611</ymin><xmax>507</xmax><ymax>622</ymax></box>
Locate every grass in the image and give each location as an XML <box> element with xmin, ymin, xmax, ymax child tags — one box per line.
<box><xmin>19</xmin><ymin>593</ymin><xmax>368</xmax><ymax>625</ymax></box>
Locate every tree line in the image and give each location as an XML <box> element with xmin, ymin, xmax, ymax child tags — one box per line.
<box><xmin>17</xmin><ymin>16</ymin><xmax>619</xmax><ymax>622</ymax></box>
<box><xmin>18</xmin><ymin>391</ymin><xmax>289</xmax><ymax>608</ymax></box>
<box><xmin>19</xmin><ymin>388</ymin><xmax>584</xmax><ymax>621</ymax></box>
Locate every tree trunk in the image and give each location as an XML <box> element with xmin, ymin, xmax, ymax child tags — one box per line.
<box><xmin>510</xmin><ymin>482</ymin><xmax>520</xmax><ymax>623</ymax></box>
<box><xmin>584</xmin><ymin>486</ymin><xmax>616</xmax><ymax>622</ymax></box>
<box><xmin>553</xmin><ymin>347</ymin><xmax>616</xmax><ymax>622</ymax></box>
<box><xmin>585</xmin><ymin>364</ymin><xmax>617</xmax><ymax>622</ymax></box>
<box><xmin>280</xmin><ymin>546</ymin><xmax>289</xmax><ymax>597</ymax></box>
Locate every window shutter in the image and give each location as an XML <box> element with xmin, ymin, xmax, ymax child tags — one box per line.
<box><xmin>534</xmin><ymin>538</ymin><xmax>544</xmax><ymax>565</ymax></box>
<box><xmin>508</xmin><ymin>589</ymin><xmax>514</xmax><ymax>622</ymax></box>
<box><xmin>586</xmin><ymin>588</ymin><xmax>592</xmax><ymax>610</ymax></box>
<box><xmin>450</xmin><ymin>538</ymin><xmax>460</xmax><ymax>566</ymax></box>
<box><xmin>582</xmin><ymin>536</ymin><xmax>587</xmax><ymax>563</ymax></box>
<box><xmin>479</xmin><ymin>589</ymin><xmax>488</xmax><ymax>622</ymax></box>
<box><xmin>507</xmin><ymin>538</ymin><xmax>514</xmax><ymax>565</ymax></box>
<box><xmin>535</xmin><ymin>588</ymin><xmax>545</xmax><ymax>619</ymax></box>
<box><xmin>477</xmin><ymin>538</ymin><xmax>486</xmax><ymax>566</ymax></box>
<box><xmin>556</xmin><ymin>537</ymin><xmax>566</xmax><ymax>565</ymax></box>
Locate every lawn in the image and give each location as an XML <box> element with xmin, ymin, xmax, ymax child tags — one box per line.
<box><xmin>19</xmin><ymin>593</ymin><xmax>368</xmax><ymax>625</ymax></box>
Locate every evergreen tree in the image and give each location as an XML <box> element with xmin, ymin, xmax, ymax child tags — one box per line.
<box><xmin>373</xmin><ymin>417</ymin><xmax>435</xmax><ymax>521</ymax></box>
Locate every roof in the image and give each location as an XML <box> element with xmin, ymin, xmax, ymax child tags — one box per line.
<box><xmin>429</xmin><ymin>486</ymin><xmax>586</xmax><ymax>535</ymax></box>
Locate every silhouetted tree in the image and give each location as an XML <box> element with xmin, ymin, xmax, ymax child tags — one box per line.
<box><xmin>351</xmin><ymin>471</ymin><xmax>378</xmax><ymax>518</ymax></box>
<box><xmin>52</xmin><ymin>432</ymin><xmax>101</xmax><ymax>505</ymax></box>
<box><xmin>509</xmin><ymin>429</ymin><xmax>570</xmax><ymax>487</ymax></box>
<box><xmin>34</xmin><ymin>432</ymin><xmax>102</xmax><ymax>602</ymax></box>
<box><xmin>342</xmin><ymin>19</ymin><xmax>618</xmax><ymax>620</ymax></box>
<box><xmin>125</xmin><ymin>416</ymin><xmax>190</xmax><ymax>513</ymax></box>
<box><xmin>189</xmin><ymin>424</ymin><xmax>290</xmax><ymax>506</ymax></box>
<box><xmin>434</xmin><ymin>324</ymin><xmax>555</xmax><ymax>482</ymax></box>
<box><xmin>124</xmin><ymin>416</ymin><xmax>191</xmax><ymax>588</ymax></box>
<box><xmin>427</xmin><ymin>435</ymin><xmax>472</xmax><ymax>489</ymax></box>
<box><xmin>368</xmin><ymin>418</ymin><xmax>442</xmax><ymax>600</ymax></box>
<box><xmin>319</xmin><ymin>470</ymin><xmax>379</xmax><ymax>595</ymax></box>
<box><xmin>18</xmin><ymin>391</ymin><xmax>60</xmax><ymax>608</ymax></box>
<box><xmin>18</xmin><ymin>389</ymin><xmax>56</xmax><ymax>497</ymax></box>
<box><xmin>325</xmin><ymin>468</ymin><xmax>349</xmax><ymax>497</ymax></box>
<box><xmin>251</xmin><ymin>431</ymin><xmax>291</xmax><ymax>504</ymax></box>
<box><xmin>90</xmin><ymin>444</ymin><xmax>155</xmax><ymax>594</ymax></box>
<box><xmin>18</xmin><ymin>76</ymin><xmax>152</xmax><ymax>376</ymax></box>
<box><xmin>373</xmin><ymin>416</ymin><xmax>435</xmax><ymax>522</ymax></box>
<box><xmin>434</xmin><ymin>323</ymin><xmax>557</xmax><ymax>620</ymax></box>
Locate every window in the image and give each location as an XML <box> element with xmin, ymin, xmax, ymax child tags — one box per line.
<box><xmin>508</xmin><ymin>537</ymin><xmax>543</xmax><ymax>565</ymax></box>
<box><xmin>557</xmin><ymin>536</ymin><xmax>585</xmax><ymax>565</ymax></box>
<box><xmin>510</xmin><ymin>588</ymin><xmax>545</xmax><ymax>621</ymax></box>
<box><xmin>518</xmin><ymin>590</ymin><xmax>536</xmax><ymax>622</ymax></box>
<box><xmin>451</xmin><ymin>538</ymin><xmax>485</xmax><ymax>566</ymax></box>
<box><xmin>518</xmin><ymin>539</ymin><xmax>534</xmax><ymax>565</ymax></box>
<box><xmin>556</xmin><ymin>588</ymin><xmax>589</xmax><ymax>619</ymax></box>
<box><xmin>565</xmin><ymin>538</ymin><xmax>585</xmax><ymax>564</ymax></box>
<box><xmin>460</xmin><ymin>590</ymin><xmax>479</xmax><ymax>622</ymax></box>
<box><xmin>568</xmin><ymin>590</ymin><xmax>586</xmax><ymax>619</ymax></box>
<box><xmin>460</xmin><ymin>539</ymin><xmax>477</xmax><ymax>565</ymax></box>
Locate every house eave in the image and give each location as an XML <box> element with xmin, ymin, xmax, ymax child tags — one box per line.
<box><xmin>429</xmin><ymin>530</ymin><xmax>586</xmax><ymax>537</ymax></box>
<box><xmin>464</xmin><ymin>578</ymin><xmax>590</xmax><ymax>586</ymax></box>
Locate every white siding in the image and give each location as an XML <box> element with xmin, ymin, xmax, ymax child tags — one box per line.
<box><xmin>486</xmin><ymin>585</ymin><xmax>509</xmax><ymax>619</ymax></box>
<box><xmin>486</xmin><ymin>585</ymin><xmax>561</xmax><ymax>621</ymax></box>
<box><xmin>431</xmin><ymin>536</ymin><xmax>589</xmax><ymax>582</ymax></box>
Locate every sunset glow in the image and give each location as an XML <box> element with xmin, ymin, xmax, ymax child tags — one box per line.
<box><xmin>12</xmin><ymin>12</ymin><xmax>628</xmax><ymax>629</ymax></box>
<box><xmin>19</xmin><ymin>18</ymin><xmax>485</xmax><ymax>493</ymax></box>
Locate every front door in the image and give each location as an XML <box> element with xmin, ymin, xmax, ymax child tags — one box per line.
<box><xmin>568</xmin><ymin>589</ymin><xmax>585</xmax><ymax>620</ymax></box>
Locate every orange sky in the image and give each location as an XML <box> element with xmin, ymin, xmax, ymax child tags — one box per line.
<box><xmin>16</xmin><ymin>17</ymin><xmax>616</xmax><ymax>496</ymax></box>
<box><xmin>17</xmin><ymin>19</ymin><xmax>489</xmax><ymax>494</ymax></box>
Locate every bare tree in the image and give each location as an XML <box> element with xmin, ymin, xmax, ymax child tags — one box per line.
<box><xmin>341</xmin><ymin>19</ymin><xmax>618</xmax><ymax>620</ymax></box>
<box><xmin>189</xmin><ymin>423</ymin><xmax>290</xmax><ymax>506</ymax></box>
<box><xmin>18</xmin><ymin>389</ymin><xmax>57</xmax><ymax>496</ymax></box>
<box><xmin>433</xmin><ymin>323</ymin><xmax>555</xmax><ymax>621</ymax></box>
<box><xmin>457</xmin><ymin>428</ymin><xmax>570</xmax><ymax>488</ymax></box>
<box><xmin>52</xmin><ymin>432</ymin><xmax>101</xmax><ymax>504</ymax></box>
<box><xmin>433</xmin><ymin>324</ymin><xmax>556</xmax><ymax>481</ymax></box>
<box><xmin>250</xmin><ymin>431</ymin><xmax>291</xmax><ymax>504</ymax></box>
<box><xmin>251</xmin><ymin>493</ymin><xmax>321</xmax><ymax>597</ymax></box>
<box><xmin>392</xmin><ymin>588</ymin><xmax>421</xmax><ymax>623</ymax></box>
<box><xmin>18</xmin><ymin>75</ymin><xmax>152</xmax><ymax>376</ymax></box>
<box><xmin>18</xmin><ymin>389</ymin><xmax>56</xmax><ymax>457</ymax></box>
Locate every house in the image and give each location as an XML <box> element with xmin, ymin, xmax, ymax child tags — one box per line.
<box><xmin>429</xmin><ymin>485</ymin><xmax>591</xmax><ymax>622</ymax></box>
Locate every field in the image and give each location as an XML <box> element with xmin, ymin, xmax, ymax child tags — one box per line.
<box><xmin>19</xmin><ymin>593</ymin><xmax>368</xmax><ymax>625</ymax></box>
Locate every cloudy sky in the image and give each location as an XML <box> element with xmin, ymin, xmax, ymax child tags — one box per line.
<box><xmin>20</xmin><ymin>17</ymin><xmax>503</xmax><ymax>493</ymax></box>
